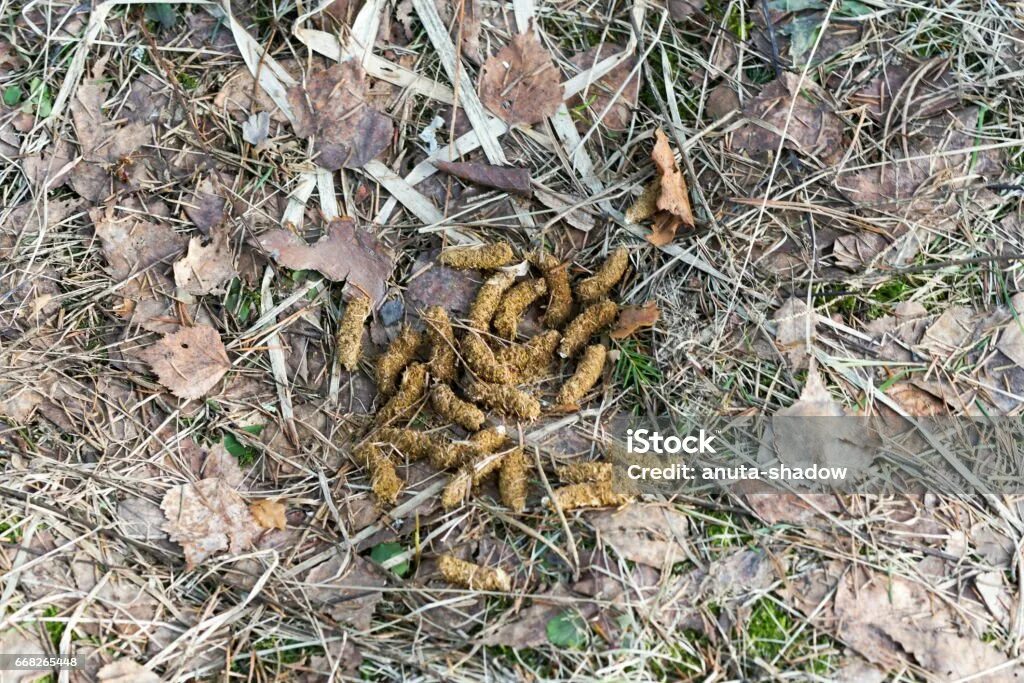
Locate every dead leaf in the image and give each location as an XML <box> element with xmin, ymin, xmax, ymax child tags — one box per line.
<box><xmin>885</xmin><ymin>381</ymin><xmax>947</xmax><ymax>416</ymax></box>
<box><xmin>920</xmin><ymin>306</ymin><xmax>976</xmax><ymax>358</ymax></box>
<box><xmin>610</xmin><ymin>301</ymin><xmax>659</xmax><ymax>340</ymax></box>
<box><xmin>479</xmin><ymin>31</ymin><xmax>563</xmax><ymax>125</ymax></box>
<box><xmin>589</xmin><ymin>504</ymin><xmax>689</xmax><ymax>567</ymax></box>
<box><xmin>287</xmin><ymin>62</ymin><xmax>393</xmax><ymax>170</ymax></box>
<box><xmin>646</xmin><ymin>129</ymin><xmax>695</xmax><ymax>245</ymax></box>
<box><xmin>249</xmin><ymin>499</ymin><xmax>287</xmax><ymax>530</ymax></box>
<box><xmin>997</xmin><ymin>293</ymin><xmax>1024</xmax><ymax>367</ymax></box>
<box><xmin>214</xmin><ymin>67</ymin><xmax>290</xmax><ymax>123</ymax></box>
<box><xmin>732</xmin><ymin>73</ymin><xmax>845</xmax><ymax>164</ymax></box>
<box><xmin>305</xmin><ymin>555</ymin><xmax>387</xmax><ymax>629</ymax></box>
<box><xmin>90</xmin><ymin>205</ymin><xmax>185</xmax><ymax>282</ymax></box>
<box><xmin>97</xmin><ymin>660</ymin><xmax>162</xmax><ymax>683</ymax></box>
<box><xmin>566</xmin><ymin>45</ymin><xmax>639</xmax><ymax>131</ymax></box>
<box><xmin>70</xmin><ymin>61</ymin><xmax>153</xmax><ymax>201</ymax></box>
<box><xmin>242</xmin><ymin>111</ymin><xmax>270</xmax><ymax>146</ymax></box>
<box><xmin>433</xmin><ymin>160</ymin><xmax>532</xmax><ymax>197</ymax></box>
<box><xmin>432</xmin><ymin>0</ymin><xmax>482</xmax><ymax>63</ymax></box>
<box><xmin>534</xmin><ymin>189</ymin><xmax>597</xmax><ymax>232</ymax></box>
<box><xmin>772</xmin><ymin>298</ymin><xmax>815</xmax><ymax>369</ymax></box>
<box><xmin>481</xmin><ymin>584</ymin><xmax>598</xmax><ymax>648</ymax></box>
<box><xmin>184</xmin><ymin>176</ymin><xmax>226</xmax><ymax>234</ymax></box>
<box><xmin>258</xmin><ymin>217</ymin><xmax>395</xmax><ymax>305</ymax></box>
<box><xmin>173</xmin><ymin>226</ymin><xmax>236</xmax><ymax>296</ymax></box>
<box><xmin>161</xmin><ymin>478</ymin><xmax>261</xmax><ymax>568</ymax></box>
<box><xmin>117</xmin><ymin>497</ymin><xmax>170</xmax><ymax>542</ymax></box>
<box><xmin>701</xmin><ymin>549</ymin><xmax>774</xmax><ymax>598</ymax></box>
<box><xmin>668</xmin><ymin>0</ymin><xmax>702</xmax><ymax>20</ymax></box>
<box><xmin>139</xmin><ymin>325</ymin><xmax>231</xmax><ymax>400</ymax></box>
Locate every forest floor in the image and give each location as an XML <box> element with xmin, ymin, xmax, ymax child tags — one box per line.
<box><xmin>2</xmin><ymin>0</ymin><xmax>1024</xmax><ymax>680</ymax></box>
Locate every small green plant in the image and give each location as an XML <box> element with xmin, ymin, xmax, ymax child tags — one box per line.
<box><xmin>370</xmin><ymin>542</ymin><xmax>410</xmax><ymax>577</ymax></box>
<box><xmin>3</xmin><ymin>85</ymin><xmax>22</xmax><ymax>106</ymax></box>
<box><xmin>746</xmin><ymin>599</ymin><xmax>790</xmax><ymax>661</ymax></box>
<box><xmin>614</xmin><ymin>340</ymin><xmax>662</xmax><ymax>392</ymax></box>
<box><xmin>223</xmin><ymin>424</ymin><xmax>264</xmax><ymax>465</ymax></box>
<box><xmin>26</xmin><ymin>78</ymin><xmax>52</xmax><ymax>118</ymax></box>
<box><xmin>177</xmin><ymin>72</ymin><xmax>199</xmax><ymax>90</ymax></box>
<box><xmin>41</xmin><ymin>605</ymin><xmax>66</xmax><ymax>648</ymax></box>
<box><xmin>546</xmin><ymin>610</ymin><xmax>588</xmax><ymax>648</ymax></box>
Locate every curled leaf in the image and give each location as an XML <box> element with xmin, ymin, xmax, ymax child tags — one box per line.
<box><xmin>479</xmin><ymin>31</ymin><xmax>563</xmax><ymax>125</ymax></box>
<box><xmin>610</xmin><ymin>301</ymin><xmax>659</xmax><ymax>340</ymax></box>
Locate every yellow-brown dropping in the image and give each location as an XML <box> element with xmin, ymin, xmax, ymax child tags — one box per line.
<box><xmin>431</xmin><ymin>384</ymin><xmax>485</xmax><ymax>431</ymax></box>
<box><xmin>575</xmin><ymin>246</ymin><xmax>630</xmax><ymax>303</ymax></box>
<box><xmin>336</xmin><ymin>294</ymin><xmax>371</xmax><ymax>371</ymax></box>
<box><xmin>374</xmin><ymin>427</ymin><xmax>437</xmax><ymax>461</ymax></box>
<box><xmin>497</xmin><ymin>329</ymin><xmax>561</xmax><ymax>380</ymax></box>
<box><xmin>499</xmin><ymin>448</ymin><xmax>530</xmax><ymax>512</ymax></box>
<box><xmin>468</xmin><ymin>272</ymin><xmax>515</xmax><ymax>330</ymax></box>
<box><xmin>428</xmin><ymin>426</ymin><xmax>507</xmax><ymax>470</ymax></box>
<box><xmin>493</xmin><ymin>278</ymin><xmax>547</xmax><ymax>340</ymax></box>
<box><xmin>376</xmin><ymin>363</ymin><xmax>428</xmax><ymax>425</ymax></box>
<box><xmin>470</xmin><ymin>382</ymin><xmax>541</xmax><ymax>421</ymax></box>
<box><xmin>461</xmin><ymin>332</ymin><xmax>514</xmax><ymax>384</ymax></box>
<box><xmin>442</xmin><ymin>450</ymin><xmax>508</xmax><ymax>509</ymax></box>
<box><xmin>355</xmin><ymin>443</ymin><xmax>403</xmax><ymax>505</ymax></box>
<box><xmin>559</xmin><ymin>300</ymin><xmax>618</xmax><ymax>358</ymax></box>
<box><xmin>439</xmin><ymin>241</ymin><xmax>516</xmax><ymax>270</ymax></box>
<box><xmin>530</xmin><ymin>250</ymin><xmax>572</xmax><ymax>328</ymax></box>
<box><xmin>556</xmin><ymin>461</ymin><xmax>613</xmax><ymax>484</ymax></box>
<box><xmin>438</xmin><ymin>554</ymin><xmax>511</xmax><ymax>591</ymax></box>
<box><xmin>376</xmin><ymin>326</ymin><xmax>424</xmax><ymax>395</ymax></box>
<box><xmin>549</xmin><ymin>481</ymin><xmax>630</xmax><ymax>510</ymax></box>
<box><xmin>422</xmin><ymin>306</ymin><xmax>457</xmax><ymax>382</ymax></box>
<box><xmin>556</xmin><ymin>344</ymin><xmax>607</xmax><ymax>406</ymax></box>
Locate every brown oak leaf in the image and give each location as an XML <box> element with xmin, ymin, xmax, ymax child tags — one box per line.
<box><xmin>610</xmin><ymin>300</ymin><xmax>659</xmax><ymax>339</ymax></box>
<box><xmin>161</xmin><ymin>478</ymin><xmax>260</xmax><ymax>568</ymax></box>
<box><xmin>479</xmin><ymin>31</ymin><xmax>563</xmax><ymax>125</ymax></box>
<box><xmin>287</xmin><ymin>62</ymin><xmax>393</xmax><ymax>170</ymax></box>
<box><xmin>139</xmin><ymin>325</ymin><xmax>231</xmax><ymax>399</ymax></box>
<box><xmin>173</xmin><ymin>226</ymin><xmax>236</xmax><ymax>296</ymax></box>
<box><xmin>645</xmin><ymin>129</ymin><xmax>695</xmax><ymax>245</ymax></box>
<box><xmin>258</xmin><ymin>217</ymin><xmax>395</xmax><ymax>305</ymax></box>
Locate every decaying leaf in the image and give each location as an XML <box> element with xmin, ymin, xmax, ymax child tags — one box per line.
<box><xmin>173</xmin><ymin>226</ymin><xmax>236</xmax><ymax>296</ymax></box>
<box><xmin>70</xmin><ymin>61</ymin><xmax>152</xmax><ymax>201</ymax></box>
<box><xmin>249</xmin><ymin>499</ymin><xmax>287</xmax><ymax>530</ymax></box>
<box><xmin>242</xmin><ymin>111</ymin><xmax>270</xmax><ymax>146</ymax></box>
<box><xmin>772</xmin><ymin>298</ymin><xmax>815</xmax><ymax>369</ymax></box>
<box><xmin>161</xmin><ymin>478</ymin><xmax>261</xmax><ymax>568</ymax></box>
<box><xmin>646</xmin><ymin>129</ymin><xmax>695</xmax><ymax>245</ymax></box>
<box><xmin>139</xmin><ymin>325</ymin><xmax>231</xmax><ymax>400</ymax></box>
<box><xmin>184</xmin><ymin>176</ymin><xmax>227</xmax><ymax>234</ymax></box>
<box><xmin>433</xmin><ymin>160</ymin><xmax>532</xmax><ymax>197</ymax></box>
<box><xmin>733</xmin><ymin>73</ymin><xmax>844</xmax><ymax>164</ymax></box>
<box><xmin>305</xmin><ymin>554</ymin><xmax>387</xmax><ymax>629</ymax></box>
<box><xmin>997</xmin><ymin>293</ymin><xmax>1024</xmax><ymax>368</ymax></box>
<box><xmin>90</xmin><ymin>206</ymin><xmax>185</xmax><ymax>282</ymax></box>
<box><xmin>610</xmin><ymin>300</ymin><xmax>659</xmax><ymax>340</ymax></box>
<box><xmin>258</xmin><ymin>217</ymin><xmax>395</xmax><ymax>305</ymax></box>
<box><xmin>920</xmin><ymin>306</ymin><xmax>976</xmax><ymax>358</ymax></box>
<box><xmin>590</xmin><ymin>503</ymin><xmax>689</xmax><ymax>567</ymax></box>
<box><xmin>479</xmin><ymin>31</ymin><xmax>563</xmax><ymax>125</ymax></box>
<box><xmin>566</xmin><ymin>44</ymin><xmax>639</xmax><ymax>131</ymax></box>
<box><xmin>287</xmin><ymin>62</ymin><xmax>393</xmax><ymax>170</ymax></box>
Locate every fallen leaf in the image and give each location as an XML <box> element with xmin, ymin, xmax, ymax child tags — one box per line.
<box><xmin>117</xmin><ymin>497</ymin><xmax>169</xmax><ymax>542</ymax></box>
<box><xmin>920</xmin><ymin>306</ymin><xmax>976</xmax><ymax>358</ymax></box>
<box><xmin>646</xmin><ymin>129</ymin><xmax>695</xmax><ymax>246</ymax></box>
<box><xmin>161</xmin><ymin>478</ymin><xmax>260</xmax><ymax>568</ymax></box>
<box><xmin>481</xmin><ymin>584</ymin><xmax>598</xmax><ymax>648</ymax></box>
<box><xmin>242</xmin><ymin>111</ymin><xmax>270</xmax><ymax>146</ymax></box>
<box><xmin>90</xmin><ymin>205</ymin><xmax>185</xmax><ymax>282</ymax></box>
<box><xmin>534</xmin><ymin>189</ymin><xmax>597</xmax><ymax>232</ymax></box>
<box><xmin>850</xmin><ymin>59</ymin><xmax>958</xmax><ymax>122</ymax></box>
<box><xmin>610</xmin><ymin>300</ymin><xmax>659</xmax><ymax>339</ymax></box>
<box><xmin>701</xmin><ymin>548</ymin><xmax>774</xmax><ymax>598</ymax></box>
<box><xmin>249</xmin><ymin>499</ymin><xmax>287</xmax><ymax>530</ymax></box>
<box><xmin>258</xmin><ymin>217</ymin><xmax>395</xmax><ymax>305</ymax></box>
<box><xmin>885</xmin><ymin>381</ymin><xmax>947</xmax><ymax>416</ymax></box>
<box><xmin>433</xmin><ymin>0</ymin><xmax>482</xmax><ymax>63</ymax></box>
<box><xmin>173</xmin><ymin>226</ymin><xmax>236</xmax><ymax>296</ymax></box>
<box><xmin>305</xmin><ymin>555</ymin><xmax>387</xmax><ymax>629</ymax></box>
<box><xmin>139</xmin><ymin>325</ymin><xmax>231</xmax><ymax>400</ymax></box>
<box><xmin>566</xmin><ymin>45</ymin><xmax>639</xmax><ymax>131</ymax></box>
<box><xmin>214</xmin><ymin>66</ymin><xmax>291</xmax><ymax>123</ymax></box>
<box><xmin>184</xmin><ymin>176</ymin><xmax>226</xmax><ymax>234</ymax></box>
<box><xmin>772</xmin><ymin>298</ymin><xmax>815</xmax><ymax>369</ymax></box>
<box><xmin>287</xmin><ymin>62</ymin><xmax>393</xmax><ymax>170</ymax></box>
<box><xmin>479</xmin><ymin>31</ymin><xmax>563</xmax><ymax>125</ymax></box>
<box><xmin>732</xmin><ymin>73</ymin><xmax>844</xmax><ymax>164</ymax></box>
<box><xmin>433</xmin><ymin>160</ymin><xmax>532</xmax><ymax>197</ymax></box>
<box><xmin>589</xmin><ymin>504</ymin><xmax>689</xmax><ymax>567</ymax></box>
<box><xmin>668</xmin><ymin>0</ymin><xmax>702</xmax><ymax>20</ymax></box>
<box><xmin>997</xmin><ymin>293</ymin><xmax>1024</xmax><ymax>368</ymax></box>
<box><xmin>97</xmin><ymin>660</ymin><xmax>162</xmax><ymax>683</ymax></box>
<box><xmin>70</xmin><ymin>61</ymin><xmax>152</xmax><ymax>201</ymax></box>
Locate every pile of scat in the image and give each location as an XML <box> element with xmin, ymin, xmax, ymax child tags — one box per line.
<box><xmin>335</xmin><ymin>242</ymin><xmax>634</xmax><ymax>589</ymax></box>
